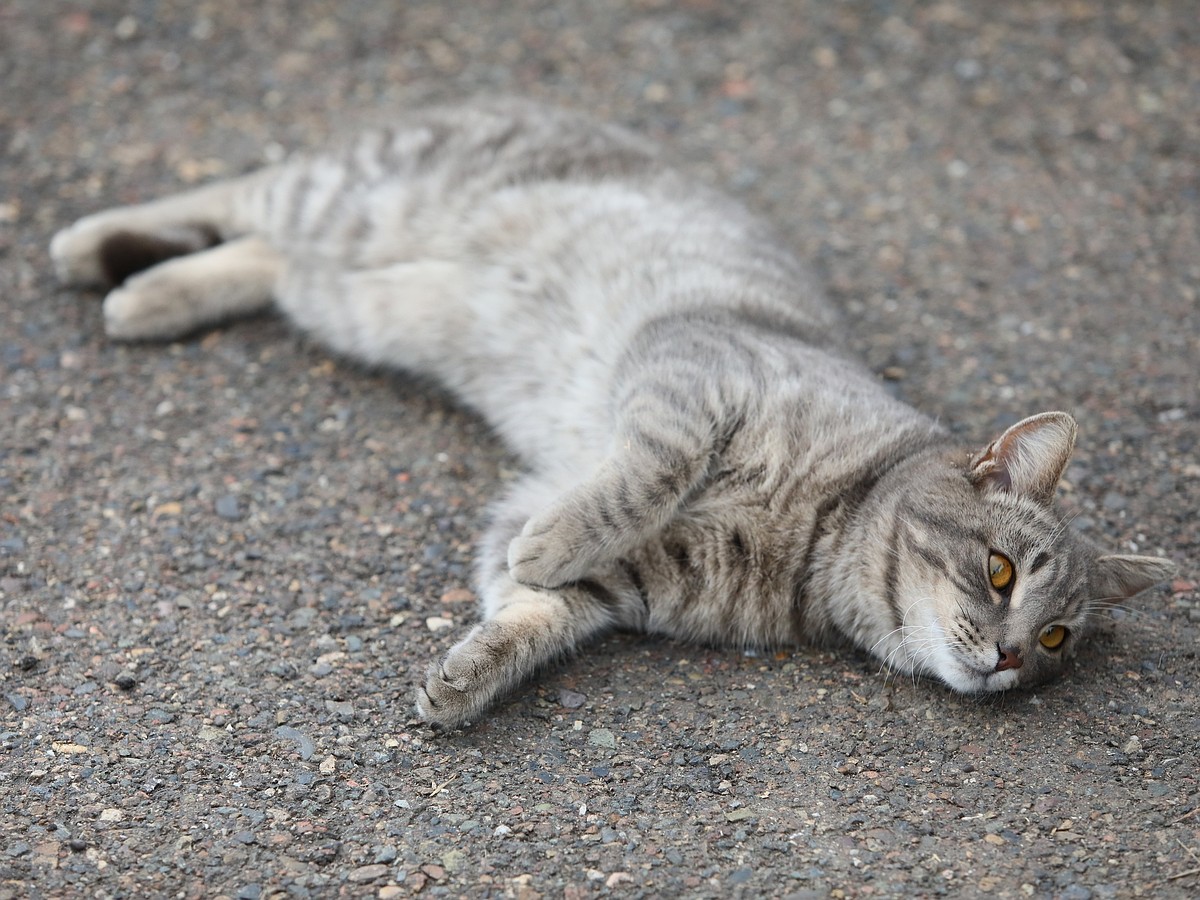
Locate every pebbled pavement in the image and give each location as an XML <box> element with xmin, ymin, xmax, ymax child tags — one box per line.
<box><xmin>1</xmin><ymin>2</ymin><xmax>1197</xmax><ymax>897</ymax></box>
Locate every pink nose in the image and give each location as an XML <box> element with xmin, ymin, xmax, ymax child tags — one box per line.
<box><xmin>995</xmin><ymin>645</ymin><xmax>1024</xmax><ymax>672</ymax></box>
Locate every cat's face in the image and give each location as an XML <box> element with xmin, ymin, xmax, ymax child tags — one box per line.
<box><xmin>899</xmin><ymin>487</ymin><xmax>1100</xmax><ymax>692</ymax></box>
<box><xmin>889</xmin><ymin>412</ymin><xmax>1173</xmax><ymax>693</ymax></box>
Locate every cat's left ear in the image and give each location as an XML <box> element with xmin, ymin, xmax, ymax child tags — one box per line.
<box><xmin>969</xmin><ymin>411</ymin><xmax>1077</xmax><ymax>504</ymax></box>
<box><xmin>1094</xmin><ymin>554</ymin><xmax>1176</xmax><ymax>600</ymax></box>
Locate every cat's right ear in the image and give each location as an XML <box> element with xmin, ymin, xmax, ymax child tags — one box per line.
<box><xmin>968</xmin><ymin>411</ymin><xmax>1077</xmax><ymax>504</ymax></box>
<box><xmin>1094</xmin><ymin>554</ymin><xmax>1176</xmax><ymax>600</ymax></box>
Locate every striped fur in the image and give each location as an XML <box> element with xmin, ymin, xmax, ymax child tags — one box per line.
<box><xmin>50</xmin><ymin>100</ymin><xmax>1173</xmax><ymax>726</ymax></box>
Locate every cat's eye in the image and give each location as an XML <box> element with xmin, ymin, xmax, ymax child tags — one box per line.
<box><xmin>988</xmin><ymin>552</ymin><xmax>1014</xmax><ymax>591</ymax></box>
<box><xmin>1039</xmin><ymin>624</ymin><xmax>1068</xmax><ymax>650</ymax></box>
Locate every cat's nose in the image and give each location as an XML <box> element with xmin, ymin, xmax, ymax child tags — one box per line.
<box><xmin>995</xmin><ymin>644</ymin><xmax>1024</xmax><ymax>671</ymax></box>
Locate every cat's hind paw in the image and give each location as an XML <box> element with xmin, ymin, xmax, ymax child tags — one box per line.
<box><xmin>50</xmin><ymin>216</ymin><xmax>116</xmax><ymax>287</ymax></box>
<box><xmin>100</xmin><ymin>275</ymin><xmax>197</xmax><ymax>341</ymax></box>
<box><xmin>51</xmin><ymin>212</ymin><xmax>221</xmax><ymax>289</ymax></box>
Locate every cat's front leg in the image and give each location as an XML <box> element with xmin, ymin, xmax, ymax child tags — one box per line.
<box><xmin>507</xmin><ymin>444</ymin><xmax>711</xmax><ymax>588</ymax></box>
<box><xmin>416</xmin><ymin>578</ymin><xmax>633</xmax><ymax>727</ymax></box>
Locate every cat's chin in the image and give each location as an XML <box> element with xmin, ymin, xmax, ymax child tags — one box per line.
<box><xmin>931</xmin><ymin>655</ymin><xmax>1022</xmax><ymax>695</ymax></box>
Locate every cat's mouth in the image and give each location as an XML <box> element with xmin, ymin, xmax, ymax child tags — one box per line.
<box><xmin>943</xmin><ymin>660</ymin><xmax>1022</xmax><ymax>694</ymax></box>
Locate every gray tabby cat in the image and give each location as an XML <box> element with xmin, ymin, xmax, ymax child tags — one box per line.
<box><xmin>50</xmin><ymin>100</ymin><xmax>1173</xmax><ymax>727</ymax></box>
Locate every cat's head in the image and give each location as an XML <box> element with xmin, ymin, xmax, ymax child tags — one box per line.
<box><xmin>893</xmin><ymin>411</ymin><xmax>1174</xmax><ymax>693</ymax></box>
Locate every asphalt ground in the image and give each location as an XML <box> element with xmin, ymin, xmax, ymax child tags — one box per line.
<box><xmin>2</xmin><ymin>2</ymin><xmax>1198</xmax><ymax>897</ymax></box>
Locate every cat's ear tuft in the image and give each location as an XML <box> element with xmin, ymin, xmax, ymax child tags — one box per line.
<box><xmin>1094</xmin><ymin>554</ymin><xmax>1175</xmax><ymax>600</ymax></box>
<box><xmin>969</xmin><ymin>411</ymin><xmax>1077</xmax><ymax>504</ymax></box>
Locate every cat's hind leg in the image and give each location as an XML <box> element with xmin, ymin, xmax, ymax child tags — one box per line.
<box><xmin>101</xmin><ymin>235</ymin><xmax>281</xmax><ymax>340</ymax></box>
<box><xmin>50</xmin><ymin>171</ymin><xmax>270</xmax><ymax>287</ymax></box>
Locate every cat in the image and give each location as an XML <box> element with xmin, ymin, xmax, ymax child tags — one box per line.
<box><xmin>49</xmin><ymin>99</ymin><xmax>1174</xmax><ymax>727</ymax></box>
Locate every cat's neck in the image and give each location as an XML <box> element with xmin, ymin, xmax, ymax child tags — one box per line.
<box><xmin>796</xmin><ymin>442</ymin><xmax>957</xmax><ymax>648</ymax></box>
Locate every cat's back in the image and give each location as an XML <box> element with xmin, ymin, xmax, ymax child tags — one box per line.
<box><xmin>244</xmin><ymin>100</ymin><xmax>850</xmax><ymax>464</ymax></box>
<box><xmin>253</xmin><ymin>99</ymin><xmax>835</xmax><ymax>332</ymax></box>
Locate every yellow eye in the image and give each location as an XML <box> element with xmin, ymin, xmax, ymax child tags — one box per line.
<box><xmin>988</xmin><ymin>552</ymin><xmax>1014</xmax><ymax>591</ymax></box>
<box><xmin>1039</xmin><ymin>624</ymin><xmax>1068</xmax><ymax>650</ymax></box>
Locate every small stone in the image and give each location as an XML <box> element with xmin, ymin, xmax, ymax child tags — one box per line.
<box><xmin>274</xmin><ymin>726</ymin><xmax>316</xmax><ymax>761</ymax></box>
<box><xmin>324</xmin><ymin>699</ymin><xmax>354</xmax><ymax>718</ymax></box>
<box><xmin>421</xmin><ymin>864</ymin><xmax>446</xmax><ymax>881</ymax></box>
<box><xmin>68</xmin><ymin>839</ymin><xmax>87</xmax><ymax>852</ymax></box>
<box><xmin>1122</xmin><ymin>735</ymin><xmax>1142</xmax><ymax>755</ymax></box>
<box><xmin>559</xmin><ymin>688</ymin><xmax>587</xmax><ymax>709</ymax></box>
<box><xmin>373</xmin><ymin>846</ymin><xmax>398</xmax><ymax>864</ymax></box>
<box><xmin>98</xmin><ymin>808</ymin><xmax>124</xmax><ymax>823</ymax></box>
<box><xmin>425</xmin><ymin>616</ymin><xmax>454</xmax><ymax>632</ymax></box>
<box><xmin>587</xmin><ymin>728</ymin><xmax>616</xmax><ymax>749</ymax></box>
<box><xmin>198</xmin><ymin>725</ymin><xmax>226</xmax><ymax>742</ymax></box>
<box><xmin>236</xmin><ymin>885</ymin><xmax>262</xmax><ymax>900</ymax></box>
<box><xmin>441</xmin><ymin>848</ymin><xmax>466</xmax><ymax>874</ymax></box>
<box><xmin>348</xmin><ymin>864</ymin><xmax>389</xmax><ymax>884</ymax></box>
<box><xmin>728</xmin><ymin>867</ymin><xmax>753</xmax><ymax>885</ymax></box>
<box><xmin>319</xmin><ymin>755</ymin><xmax>337</xmax><ymax>775</ymax></box>
<box><xmin>605</xmin><ymin>872</ymin><xmax>632</xmax><ymax>888</ymax></box>
<box><xmin>114</xmin><ymin>15</ymin><xmax>138</xmax><ymax>39</ymax></box>
<box><xmin>152</xmin><ymin>501</ymin><xmax>182</xmax><ymax>519</ymax></box>
<box><xmin>378</xmin><ymin>887</ymin><xmax>404</xmax><ymax>900</ymax></box>
<box><xmin>5</xmin><ymin>693</ymin><xmax>28</xmax><ymax>712</ymax></box>
<box><xmin>215</xmin><ymin>495</ymin><xmax>243</xmax><ymax>520</ymax></box>
<box><xmin>114</xmin><ymin>671</ymin><xmax>138</xmax><ymax>690</ymax></box>
<box><xmin>724</xmin><ymin>808</ymin><xmax>754</xmax><ymax>822</ymax></box>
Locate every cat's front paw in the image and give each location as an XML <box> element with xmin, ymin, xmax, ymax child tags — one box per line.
<box><xmin>507</xmin><ymin>512</ymin><xmax>595</xmax><ymax>588</ymax></box>
<box><xmin>415</xmin><ymin>626</ymin><xmax>505</xmax><ymax>728</ymax></box>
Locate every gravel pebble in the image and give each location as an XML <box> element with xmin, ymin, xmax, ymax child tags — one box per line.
<box><xmin>347</xmin><ymin>863</ymin><xmax>390</xmax><ymax>883</ymax></box>
<box><xmin>273</xmin><ymin>726</ymin><xmax>316</xmax><ymax>760</ymax></box>
<box><xmin>215</xmin><ymin>495</ymin><xmax>243</xmax><ymax>520</ymax></box>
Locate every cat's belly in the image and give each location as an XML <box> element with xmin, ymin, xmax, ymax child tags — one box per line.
<box><xmin>622</xmin><ymin>520</ymin><xmax>806</xmax><ymax>649</ymax></box>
